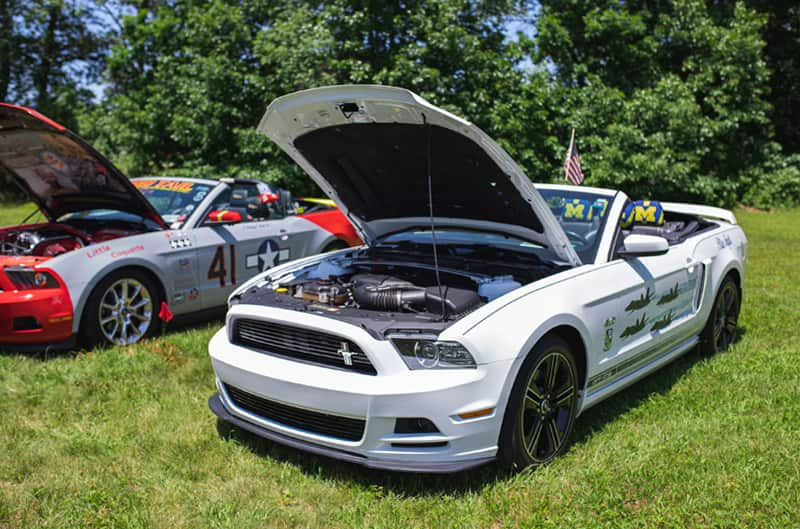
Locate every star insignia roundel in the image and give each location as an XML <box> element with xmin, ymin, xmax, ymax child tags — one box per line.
<box><xmin>246</xmin><ymin>239</ymin><xmax>289</xmax><ymax>272</ymax></box>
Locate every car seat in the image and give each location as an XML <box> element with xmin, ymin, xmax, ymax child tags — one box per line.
<box><xmin>620</xmin><ymin>200</ymin><xmax>699</xmax><ymax>244</ymax></box>
<box><xmin>228</xmin><ymin>189</ymin><xmax>252</xmax><ymax>221</ymax></box>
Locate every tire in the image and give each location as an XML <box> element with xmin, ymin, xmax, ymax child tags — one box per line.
<box><xmin>322</xmin><ymin>240</ymin><xmax>348</xmax><ymax>253</ymax></box>
<box><xmin>81</xmin><ymin>268</ymin><xmax>163</xmax><ymax>348</ymax></box>
<box><xmin>699</xmin><ymin>275</ymin><xmax>741</xmax><ymax>356</ymax></box>
<box><xmin>498</xmin><ymin>335</ymin><xmax>580</xmax><ymax>470</ymax></box>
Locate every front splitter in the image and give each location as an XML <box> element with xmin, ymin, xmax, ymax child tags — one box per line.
<box><xmin>208</xmin><ymin>393</ymin><xmax>495</xmax><ymax>474</ymax></box>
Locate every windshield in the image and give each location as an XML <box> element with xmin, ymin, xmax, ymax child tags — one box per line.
<box><xmin>133</xmin><ymin>179</ymin><xmax>214</xmax><ymax>228</ymax></box>
<box><xmin>376</xmin><ymin>228</ymin><xmax>553</xmax><ymax>260</ymax></box>
<box><xmin>538</xmin><ymin>188</ymin><xmax>613</xmax><ymax>263</ymax></box>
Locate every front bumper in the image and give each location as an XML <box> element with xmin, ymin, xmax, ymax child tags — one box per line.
<box><xmin>209</xmin><ymin>394</ymin><xmax>494</xmax><ymax>473</ymax></box>
<box><xmin>0</xmin><ymin>287</ymin><xmax>74</xmax><ymax>347</ymax></box>
<box><xmin>208</xmin><ymin>316</ymin><xmax>515</xmax><ymax>473</ymax></box>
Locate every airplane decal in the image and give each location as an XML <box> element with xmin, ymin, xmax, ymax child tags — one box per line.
<box><xmin>620</xmin><ymin>313</ymin><xmax>647</xmax><ymax>338</ymax></box>
<box><xmin>650</xmin><ymin>310</ymin><xmax>674</xmax><ymax>332</ymax></box>
<box><xmin>625</xmin><ymin>288</ymin><xmax>653</xmax><ymax>312</ymax></box>
<box><xmin>657</xmin><ymin>283</ymin><xmax>680</xmax><ymax>305</ymax></box>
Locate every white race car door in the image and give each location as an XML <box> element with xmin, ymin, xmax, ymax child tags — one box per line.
<box><xmin>584</xmin><ymin>226</ymin><xmax>704</xmax><ymax>392</ymax></box>
<box><xmin>192</xmin><ymin>183</ymin><xmax>294</xmax><ymax>309</ymax></box>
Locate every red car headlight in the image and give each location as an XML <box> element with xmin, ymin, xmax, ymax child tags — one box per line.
<box><xmin>4</xmin><ymin>267</ymin><xmax>60</xmax><ymax>289</ymax></box>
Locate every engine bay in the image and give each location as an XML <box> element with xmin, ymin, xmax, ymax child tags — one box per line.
<box><xmin>0</xmin><ymin>223</ymin><xmax>148</xmax><ymax>258</ymax></box>
<box><xmin>288</xmin><ymin>271</ymin><xmax>483</xmax><ymax>316</ymax></box>
<box><xmin>233</xmin><ymin>246</ymin><xmax>566</xmax><ymax>337</ymax></box>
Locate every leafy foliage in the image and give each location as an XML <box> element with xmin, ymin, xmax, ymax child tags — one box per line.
<box><xmin>1</xmin><ymin>0</ymin><xmax>106</xmax><ymax>128</ymax></box>
<box><xmin>85</xmin><ymin>0</ymin><xmax>537</xmax><ymax>195</ymax></box>
<box><xmin>537</xmin><ymin>0</ymin><xmax>787</xmax><ymax>206</ymax></box>
<box><xmin>3</xmin><ymin>0</ymin><xmax>799</xmax><ymax>207</ymax></box>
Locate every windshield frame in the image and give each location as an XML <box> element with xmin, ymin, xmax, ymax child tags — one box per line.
<box><xmin>373</xmin><ymin>226</ymin><xmax>558</xmax><ymax>263</ymax></box>
<box><xmin>132</xmin><ymin>177</ymin><xmax>219</xmax><ymax>229</ymax></box>
<box><xmin>537</xmin><ymin>187</ymin><xmax>614</xmax><ymax>264</ymax></box>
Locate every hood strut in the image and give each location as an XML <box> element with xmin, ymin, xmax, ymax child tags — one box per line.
<box><xmin>423</xmin><ymin>112</ymin><xmax>447</xmax><ymax>321</ymax></box>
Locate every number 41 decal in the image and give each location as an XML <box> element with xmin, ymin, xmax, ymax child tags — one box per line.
<box><xmin>208</xmin><ymin>244</ymin><xmax>236</xmax><ymax>287</ymax></box>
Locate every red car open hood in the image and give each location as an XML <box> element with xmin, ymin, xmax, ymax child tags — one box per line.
<box><xmin>0</xmin><ymin>103</ymin><xmax>166</xmax><ymax>227</ymax></box>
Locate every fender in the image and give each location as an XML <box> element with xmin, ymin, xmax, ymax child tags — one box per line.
<box><xmin>454</xmin><ymin>315</ymin><xmax>590</xmax><ymax>447</ymax></box>
<box><xmin>297</xmin><ymin>208</ymin><xmax>361</xmax><ymax>247</ymax></box>
<box><xmin>43</xmin><ymin>232</ymin><xmax>174</xmax><ymax>334</ymax></box>
<box><xmin>69</xmin><ymin>258</ymin><xmax>170</xmax><ymax>334</ymax></box>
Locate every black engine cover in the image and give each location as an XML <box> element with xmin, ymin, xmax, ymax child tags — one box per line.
<box><xmin>424</xmin><ymin>286</ymin><xmax>481</xmax><ymax>315</ymax></box>
<box><xmin>350</xmin><ymin>273</ymin><xmax>480</xmax><ymax>315</ymax></box>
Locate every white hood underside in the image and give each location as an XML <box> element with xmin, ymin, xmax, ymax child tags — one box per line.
<box><xmin>258</xmin><ymin>85</ymin><xmax>581</xmax><ymax>266</ymax></box>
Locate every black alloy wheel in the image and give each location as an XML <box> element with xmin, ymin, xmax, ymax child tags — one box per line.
<box><xmin>700</xmin><ymin>275</ymin><xmax>741</xmax><ymax>355</ymax></box>
<box><xmin>500</xmin><ymin>335</ymin><xmax>579</xmax><ymax>469</ymax></box>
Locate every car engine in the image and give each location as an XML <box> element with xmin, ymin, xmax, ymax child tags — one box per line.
<box><xmin>232</xmin><ymin>245</ymin><xmax>565</xmax><ymax>336</ymax></box>
<box><xmin>0</xmin><ymin>223</ymin><xmax>148</xmax><ymax>258</ymax></box>
<box><xmin>292</xmin><ymin>273</ymin><xmax>482</xmax><ymax>316</ymax></box>
<box><xmin>0</xmin><ymin>227</ymin><xmax>86</xmax><ymax>257</ymax></box>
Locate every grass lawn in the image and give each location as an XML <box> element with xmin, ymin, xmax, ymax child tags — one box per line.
<box><xmin>1</xmin><ymin>204</ymin><xmax>798</xmax><ymax>528</ymax></box>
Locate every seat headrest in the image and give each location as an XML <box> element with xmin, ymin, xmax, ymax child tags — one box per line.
<box><xmin>561</xmin><ymin>198</ymin><xmax>594</xmax><ymax>222</ymax></box>
<box><xmin>620</xmin><ymin>200</ymin><xmax>665</xmax><ymax>228</ymax></box>
<box><xmin>230</xmin><ymin>189</ymin><xmax>248</xmax><ymax>207</ymax></box>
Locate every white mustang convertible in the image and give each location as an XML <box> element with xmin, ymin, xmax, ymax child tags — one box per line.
<box><xmin>208</xmin><ymin>85</ymin><xmax>746</xmax><ymax>473</ymax></box>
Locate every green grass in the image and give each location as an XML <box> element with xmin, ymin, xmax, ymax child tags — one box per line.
<box><xmin>0</xmin><ymin>203</ymin><xmax>46</xmax><ymax>226</ymax></box>
<box><xmin>1</xmin><ymin>205</ymin><xmax>798</xmax><ymax>528</ymax></box>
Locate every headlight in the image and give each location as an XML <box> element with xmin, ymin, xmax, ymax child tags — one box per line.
<box><xmin>4</xmin><ymin>267</ymin><xmax>59</xmax><ymax>289</ymax></box>
<box><xmin>392</xmin><ymin>339</ymin><xmax>477</xmax><ymax>370</ymax></box>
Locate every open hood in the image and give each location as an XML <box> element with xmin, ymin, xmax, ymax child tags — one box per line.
<box><xmin>259</xmin><ymin>85</ymin><xmax>580</xmax><ymax>265</ymax></box>
<box><xmin>0</xmin><ymin>103</ymin><xmax>167</xmax><ymax>227</ymax></box>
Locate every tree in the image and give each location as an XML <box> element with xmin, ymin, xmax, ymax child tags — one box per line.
<box><xmin>1</xmin><ymin>0</ymin><xmax>106</xmax><ymax>129</ymax></box>
<box><xmin>536</xmin><ymin>0</ymin><xmax>788</xmax><ymax>207</ymax></box>
<box><xmin>745</xmin><ymin>1</ymin><xmax>800</xmax><ymax>153</ymax></box>
<box><xmin>88</xmin><ymin>0</ymin><xmax>546</xmax><ymax>194</ymax></box>
<box><xmin>0</xmin><ymin>0</ymin><xmax>20</xmax><ymax>102</ymax></box>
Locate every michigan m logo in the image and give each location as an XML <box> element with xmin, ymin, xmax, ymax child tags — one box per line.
<box><xmin>620</xmin><ymin>200</ymin><xmax>665</xmax><ymax>228</ymax></box>
<box><xmin>563</xmin><ymin>199</ymin><xmax>592</xmax><ymax>221</ymax></box>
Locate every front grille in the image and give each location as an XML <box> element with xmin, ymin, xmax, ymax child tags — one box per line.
<box><xmin>223</xmin><ymin>383</ymin><xmax>366</xmax><ymax>441</ymax></box>
<box><xmin>232</xmin><ymin>318</ymin><xmax>377</xmax><ymax>375</ymax></box>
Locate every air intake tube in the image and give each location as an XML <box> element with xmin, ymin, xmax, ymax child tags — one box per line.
<box><xmin>351</xmin><ymin>274</ymin><xmax>426</xmax><ymax>311</ymax></box>
<box><xmin>351</xmin><ymin>274</ymin><xmax>480</xmax><ymax>315</ymax></box>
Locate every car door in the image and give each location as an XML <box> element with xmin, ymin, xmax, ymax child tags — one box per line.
<box><xmin>191</xmin><ymin>184</ymin><xmax>290</xmax><ymax>309</ymax></box>
<box><xmin>581</xmin><ymin>217</ymin><xmax>704</xmax><ymax>391</ymax></box>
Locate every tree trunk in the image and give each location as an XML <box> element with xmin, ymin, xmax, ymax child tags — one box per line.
<box><xmin>33</xmin><ymin>3</ymin><xmax>59</xmax><ymax>110</ymax></box>
<box><xmin>0</xmin><ymin>0</ymin><xmax>12</xmax><ymax>101</ymax></box>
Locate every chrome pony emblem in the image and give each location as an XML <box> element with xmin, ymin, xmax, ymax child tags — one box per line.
<box><xmin>338</xmin><ymin>341</ymin><xmax>354</xmax><ymax>366</ymax></box>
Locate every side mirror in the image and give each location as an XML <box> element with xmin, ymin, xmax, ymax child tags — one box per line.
<box><xmin>205</xmin><ymin>210</ymin><xmax>242</xmax><ymax>225</ymax></box>
<box><xmin>618</xmin><ymin>234</ymin><xmax>669</xmax><ymax>258</ymax></box>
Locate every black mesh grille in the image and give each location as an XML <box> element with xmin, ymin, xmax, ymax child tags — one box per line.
<box><xmin>232</xmin><ymin>318</ymin><xmax>377</xmax><ymax>375</ymax></box>
<box><xmin>223</xmin><ymin>383</ymin><xmax>366</xmax><ymax>441</ymax></box>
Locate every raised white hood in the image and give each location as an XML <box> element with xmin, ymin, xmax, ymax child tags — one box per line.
<box><xmin>258</xmin><ymin>85</ymin><xmax>580</xmax><ymax>266</ymax></box>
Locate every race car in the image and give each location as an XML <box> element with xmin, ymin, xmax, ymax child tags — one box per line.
<box><xmin>208</xmin><ymin>85</ymin><xmax>747</xmax><ymax>473</ymax></box>
<box><xmin>0</xmin><ymin>102</ymin><xmax>360</xmax><ymax>350</ymax></box>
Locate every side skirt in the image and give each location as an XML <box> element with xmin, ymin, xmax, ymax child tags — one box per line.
<box><xmin>579</xmin><ymin>335</ymin><xmax>699</xmax><ymax>414</ymax></box>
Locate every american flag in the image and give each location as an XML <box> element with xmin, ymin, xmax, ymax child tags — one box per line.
<box><xmin>563</xmin><ymin>129</ymin><xmax>585</xmax><ymax>185</ymax></box>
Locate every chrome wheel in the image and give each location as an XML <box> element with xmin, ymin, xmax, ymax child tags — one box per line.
<box><xmin>97</xmin><ymin>278</ymin><xmax>153</xmax><ymax>345</ymax></box>
<box><xmin>519</xmin><ymin>350</ymin><xmax>577</xmax><ymax>463</ymax></box>
<box><xmin>712</xmin><ymin>281</ymin><xmax>740</xmax><ymax>352</ymax></box>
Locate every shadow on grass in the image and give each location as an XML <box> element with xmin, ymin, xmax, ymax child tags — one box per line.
<box><xmin>571</xmin><ymin>325</ymin><xmax>745</xmax><ymax>446</ymax></box>
<box><xmin>219</xmin><ymin>325</ymin><xmax>747</xmax><ymax>497</ymax></box>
